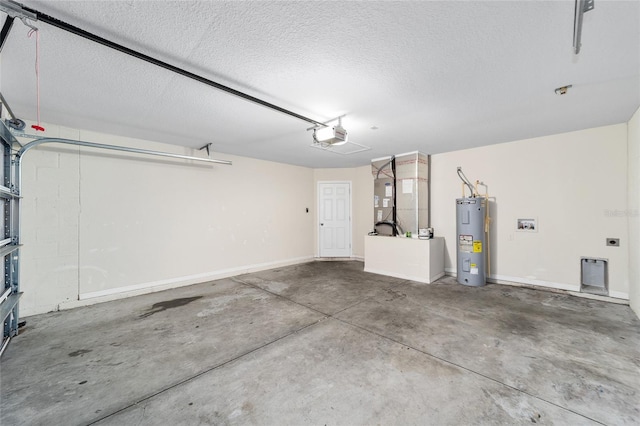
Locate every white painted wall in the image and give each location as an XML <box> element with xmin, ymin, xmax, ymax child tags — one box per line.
<box><xmin>20</xmin><ymin>125</ymin><xmax>81</xmax><ymax>315</ymax></box>
<box><xmin>20</xmin><ymin>121</ymin><xmax>315</xmax><ymax>316</ymax></box>
<box><xmin>313</xmin><ymin>166</ymin><xmax>373</xmax><ymax>259</ymax></box>
<box><xmin>431</xmin><ymin>124</ymin><xmax>630</xmax><ymax>299</ymax></box>
<box><xmin>17</xmin><ymin>117</ymin><xmax>637</xmax><ymax>317</ymax></box>
<box><xmin>628</xmin><ymin>107</ymin><xmax>640</xmax><ymax>316</ymax></box>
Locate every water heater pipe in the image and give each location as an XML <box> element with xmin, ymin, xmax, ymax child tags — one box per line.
<box><xmin>475</xmin><ymin>180</ymin><xmax>491</xmax><ymax>278</ymax></box>
<box><xmin>456</xmin><ymin>167</ymin><xmax>475</xmax><ymax>197</ymax></box>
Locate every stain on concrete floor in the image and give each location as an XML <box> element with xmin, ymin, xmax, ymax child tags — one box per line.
<box><xmin>139</xmin><ymin>296</ymin><xmax>203</xmax><ymax>318</ymax></box>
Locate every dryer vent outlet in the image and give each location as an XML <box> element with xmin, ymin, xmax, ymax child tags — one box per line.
<box><xmin>581</xmin><ymin>258</ymin><xmax>608</xmax><ymax>296</ymax></box>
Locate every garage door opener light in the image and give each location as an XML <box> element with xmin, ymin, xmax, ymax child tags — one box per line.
<box><xmin>312</xmin><ymin>116</ymin><xmax>348</xmax><ymax>146</ymax></box>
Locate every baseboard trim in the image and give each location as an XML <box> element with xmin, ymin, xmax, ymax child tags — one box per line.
<box><xmin>365</xmin><ymin>267</ymin><xmax>428</xmax><ymax>284</ymax></box>
<box><xmin>315</xmin><ymin>255</ymin><xmax>363</xmax><ymax>262</ymax></box>
<box><xmin>431</xmin><ymin>271</ymin><xmax>446</xmax><ymax>282</ymax></box>
<box><xmin>490</xmin><ymin>273</ymin><xmax>579</xmax><ymax>292</ymax></box>
<box><xmin>364</xmin><ymin>267</ymin><xmax>442</xmax><ymax>284</ymax></box>
<box><xmin>64</xmin><ymin>256</ymin><xmax>315</xmax><ymax>309</ymax></box>
<box><xmin>444</xmin><ymin>269</ymin><xmax>629</xmax><ymax>303</ymax></box>
<box><xmin>608</xmin><ymin>291</ymin><xmax>629</xmax><ymax>300</ymax></box>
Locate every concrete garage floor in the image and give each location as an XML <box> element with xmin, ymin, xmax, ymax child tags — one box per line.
<box><xmin>1</xmin><ymin>261</ymin><xmax>639</xmax><ymax>425</ymax></box>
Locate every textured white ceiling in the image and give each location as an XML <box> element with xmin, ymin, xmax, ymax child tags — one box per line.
<box><xmin>1</xmin><ymin>1</ymin><xmax>639</xmax><ymax>168</ymax></box>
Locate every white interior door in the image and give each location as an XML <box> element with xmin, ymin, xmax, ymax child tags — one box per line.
<box><xmin>318</xmin><ymin>182</ymin><xmax>351</xmax><ymax>257</ymax></box>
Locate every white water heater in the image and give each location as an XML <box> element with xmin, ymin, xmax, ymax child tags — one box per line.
<box><xmin>456</xmin><ymin>197</ymin><xmax>486</xmax><ymax>287</ymax></box>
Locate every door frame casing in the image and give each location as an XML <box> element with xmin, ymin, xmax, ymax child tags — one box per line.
<box><xmin>317</xmin><ymin>180</ymin><xmax>352</xmax><ymax>258</ymax></box>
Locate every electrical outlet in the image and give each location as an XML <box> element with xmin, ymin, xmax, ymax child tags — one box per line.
<box><xmin>606</xmin><ymin>238</ymin><xmax>620</xmax><ymax>247</ymax></box>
